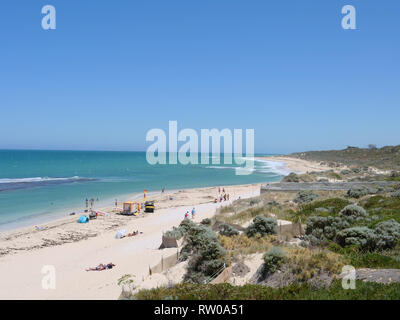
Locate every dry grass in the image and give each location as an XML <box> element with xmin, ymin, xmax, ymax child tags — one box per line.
<box><xmin>218</xmin><ymin>234</ymin><xmax>277</xmax><ymax>263</ymax></box>
<box><xmin>284</xmin><ymin>247</ymin><xmax>348</xmax><ymax>281</ymax></box>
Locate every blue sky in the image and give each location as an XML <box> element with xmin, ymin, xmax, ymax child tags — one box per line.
<box><xmin>0</xmin><ymin>0</ymin><xmax>399</xmax><ymax>154</ymax></box>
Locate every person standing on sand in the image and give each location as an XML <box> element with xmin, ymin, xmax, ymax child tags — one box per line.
<box><xmin>85</xmin><ymin>198</ymin><xmax>88</xmax><ymax>209</ymax></box>
<box><xmin>115</xmin><ymin>199</ymin><xmax>118</xmax><ymax>208</ymax></box>
<box><xmin>218</xmin><ymin>187</ymin><xmax>220</xmax><ymax>194</ymax></box>
<box><xmin>185</xmin><ymin>211</ymin><xmax>189</xmax><ymax>219</ymax></box>
<box><xmin>191</xmin><ymin>207</ymin><xmax>195</xmax><ymax>219</ymax></box>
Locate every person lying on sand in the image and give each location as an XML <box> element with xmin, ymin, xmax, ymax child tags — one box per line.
<box><xmin>126</xmin><ymin>230</ymin><xmax>141</xmax><ymax>237</ymax></box>
<box><xmin>86</xmin><ymin>263</ymin><xmax>115</xmax><ymax>271</ymax></box>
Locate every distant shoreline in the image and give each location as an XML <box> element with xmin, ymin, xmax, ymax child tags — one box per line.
<box><xmin>256</xmin><ymin>156</ymin><xmax>346</xmax><ymax>174</ymax></box>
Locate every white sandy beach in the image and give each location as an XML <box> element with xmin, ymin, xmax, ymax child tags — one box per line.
<box><xmin>0</xmin><ymin>184</ymin><xmax>260</xmax><ymax>300</ymax></box>
<box><xmin>258</xmin><ymin>156</ymin><xmax>343</xmax><ymax>174</ymax></box>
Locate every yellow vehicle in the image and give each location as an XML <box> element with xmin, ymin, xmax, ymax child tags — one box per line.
<box><xmin>144</xmin><ymin>201</ymin><xmax>155</xmax><ymax>213</ymax></box>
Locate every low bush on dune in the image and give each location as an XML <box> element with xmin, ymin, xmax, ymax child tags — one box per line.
<box><xmin>218</xmin><ymin>223</ymin><xmax>239</xmax><ymax>237</ymax></box>
<box><xmin>245</xmin><ymin>215</ymin><xmax>278</xmax><ymax>238</ymax></box>
<box><xmin>282</xmin><ymin>172</ymin><xmax>300</xmax><ymax>182</ymax></box>
<box><xmin>293</xmin><ymin>191</ymin><xmax>320</xmax><ymax>204</ymax></box>
<box><xmin>304</xmin><ymin>201</ymin><xmax>400</xmax><ymax>251</ymax></box>
<box><xmin>346</xmin><ymin>186</ymin><xmax>372</xmax><ymax>199</ymax></box>
<box><xmin>335</xmin><ymin>227</ymin><xmax>376</xmax><ymax>250</ymax></box>
<box><xmin>200</xmin><ymin>218</ymin><xmax>211</xmax><ymax>226</ymax></box>
<box><xmin>391</xmin><ymin>190</ymin><xmax>400</xmax><ymax>198</ymax></box>
<box><xmin>133</xmin><ymin>281</ymin><xmax>400</xmax><ymax>300</ymax></box>
<box><xmin>180</xmin><ymin>225</ymin><xmax>226</xmax><ymax>284</ymax></box>
<box><xmin>262</xmin><ymin>246</ymin><xmax>286</xmax><ymax>275</ymax></box>
<box><xmin>164</xmin><ymin>219</ymin><xmax>196</xmax><ymax>240</ymax></box>
<box><xmin>304</xmin><ymin>216</ymin><xmax>351</xmax><ymax>246</ymax></box>
<box><xmin>338</xmin><ymin>204</ymin><xmax>368</xmax><ymax>219</ymax></box>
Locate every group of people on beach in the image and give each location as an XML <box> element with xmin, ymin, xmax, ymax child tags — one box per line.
<box><xmin>85</xmin><ymin>197</ymin><xmax>99</xmax><ymax>210</ymax></box>
<box><xmin>215</xmin><ymin>187</ymin><xmax>230</xmax><ymax>203</ymax></box>
<box><xmin>184</xmin><ymin>207</ymin><xmax>196</xmax><ymax>220</ymax></box>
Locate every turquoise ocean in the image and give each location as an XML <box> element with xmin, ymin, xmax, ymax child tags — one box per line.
<box><xmin>0</xmin><ymin>150</ymin><xmax>289</xmax><ymax>230</ymax></box>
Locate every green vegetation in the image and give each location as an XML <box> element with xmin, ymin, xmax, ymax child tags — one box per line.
<box><xmin>134</xmin><ymin>281</ymin><xmax>400</xmax><ymax>300</ymax></box>
<box><xmin>180</xmin><ymin>224</ymin><xmax>226</xmax><ymax>284</ymax></box>
<box><xmin>327</xmin><ymin>172</ymin><xmax>342</xmax><ymax>180</ymax></box>
<box><xmin>164</xmin><ymin>219</ymin><xmax>196</xmax><ymax>240</ymax></box>
<box><xmin>218</xmin><ymin>223</ymin><xmax>239</xmax><ymax>237</ymax></box>
<box><xmin>304</xmin><ymin>201</ymin><xmax>400</xmax><ymax>251</ymax></box>
<box><xmin>245</xmin><ymin>215</ymin><xmax>278</xmax><ymax>237</ymax></box>
<box><xmin>295</xmin><ymin>198</ymin><xmax>351</xmax><ymax>221</ymax></box>
<box><xmin>294</xmin><ymin>191</ymin><xmax>320</xmax><ymax>204</ymax></box>
<box><xmin>262</xmin><ymin>246</ymin><xmax>286</xmax><ymax>275</ymax></box>
<box><xmin>290</xmin><ymin>145</ymin><xmax>400</xmax><ymax>171</ymax></box>
<box><xmin>328</xmin><ymin>244</ymin><xmax>400</xmax><ymax>269</ymax></box>
<box><xmin>361</xmin><ymin>195</ymin><xmax>400</xmax><ymax>224</ymax></box>
<box><xmin>219</xmin><ymin>234</ymin><xmax>275</xmax><ymax>263</ymax></box>
<box><xmin>200</xmin><ymin>218</ymin><xmax>211</xmax><ymax>226</ymax></box>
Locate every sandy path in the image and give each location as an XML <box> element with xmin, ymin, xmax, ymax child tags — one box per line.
<box><xmin>0</xmin><ymin>184</ymin><xmax>259</xmax><ymax>299</ymax></box>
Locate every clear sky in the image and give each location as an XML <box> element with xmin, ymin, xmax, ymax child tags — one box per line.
<box><xmin>0</xmin><ymin>0</ymin><xmax>399</xmax><ymax>154</ymax></box>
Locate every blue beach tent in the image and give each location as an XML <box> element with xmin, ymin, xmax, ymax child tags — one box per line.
<box><xmin>77</xmin><ymin>215</ymin><xmax>89</xmax><ymax>223</ymax></box>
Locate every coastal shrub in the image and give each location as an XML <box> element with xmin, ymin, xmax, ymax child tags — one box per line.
<box><xmin>304</xmin><ymin>216</ymin><xmax>350</xmax><ymax>245</ymax></box>
<box><xmin>339</xmin><ymin>204</ymin><xmax>368</xmax><ymax>219</ymax></box>
<box><xmin>336</xmin><ymin>227</ymin><xmax>376</xmax><ymax>251</ymax></box>
<box><xmin>340</xmin><ymin>169</ymin><xmax>351</xmax><ymax>175</ymax></box>
<box><xmin>346</xmin><ymin>186</ymin><xmax>370</xmax><ymax>199</ymax></box>
<box><xmin>181</xmin><ymin>225</ymin><xmax>226</xmax><ymax>284</ymax></box>
<box><xmin>391</xmin><ymin>190</ymin><xmax>400</xmax><ymax>198</ymax></box>
<box><xmin>249</xmin><ymin>199</ymin><xmax>261</xmax><ymax>206</ymax></box>
<box><xmin>164</xmin><ymin>228</ymin><xmax>185</xmax><ymax>240</ymax></box>
<box><xmin>245</xmin><ymin>215</ymin><xmax>278</xmax><ymax>238</ymax></box>
<box><xmin>179</xmin><ymin>219</ymin><xmax>196</xmax><ymax>232</ymax></box>
<box><xmin>200</xmin><ymin>218</ymin><xmax>211</xmax><ymax>226</ymax></box>
<box><xmin>374</xmin><ymin>219</ymin><xmax>400</xmax><ymax>250</ymax></box>
<box><xmin>219</xmin><ymin>223</ymin><xmax>239</xmax><ymax>237</ymax></box>
<box><xmin>391</xmin><ymin>171</ymin><xmax>400</xmax><ymax>178</ymax></box>
<box><xmin>282</xmin><ymin>172</ymin><xmax>300</xmax><ymax>183</ymax></box>
<box><xmin>262</xmin><ymin>247</ymin><xmax>286</xmax><ymax>275</ymax></box>
<box><xmin>294</xmin><ymin>191</ymin><xmax>320</xmax><ymax>204</ymax></box>
<box><xmin>164</xmin><ymin>219</ymin><xmax>197</xmax><ymax>240</ymax></box>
